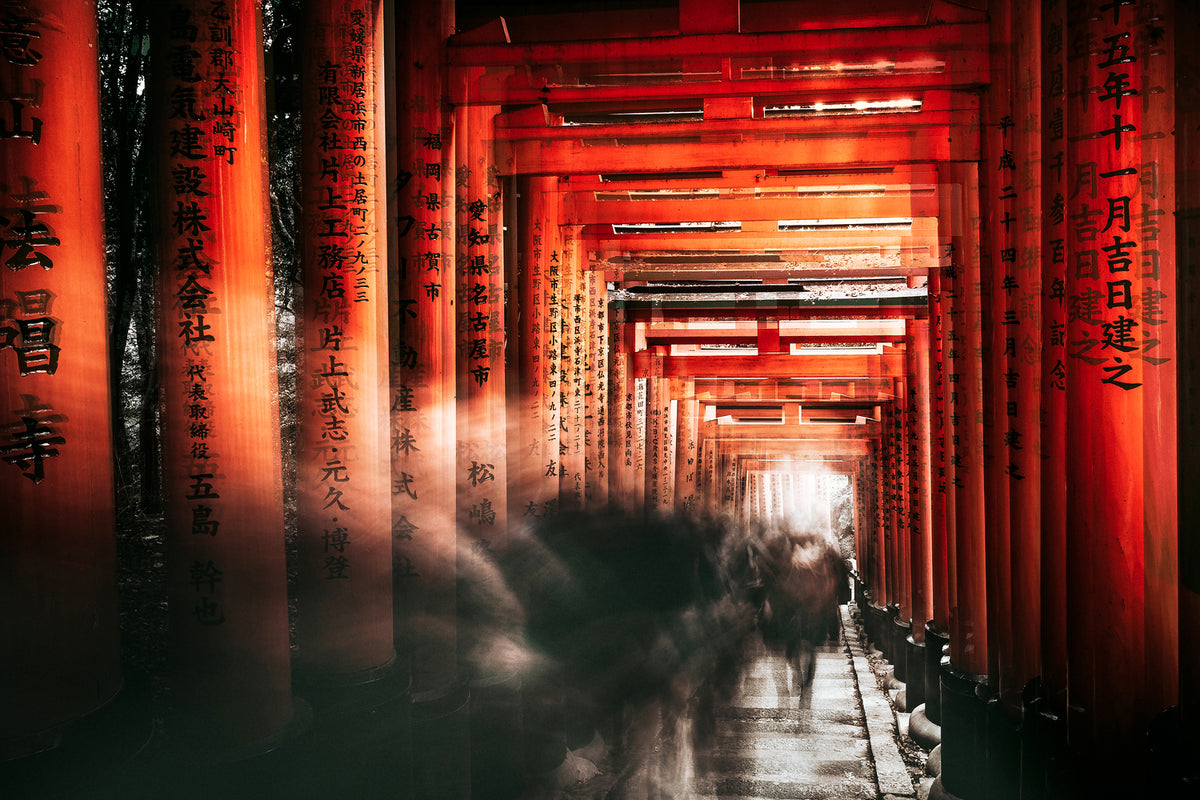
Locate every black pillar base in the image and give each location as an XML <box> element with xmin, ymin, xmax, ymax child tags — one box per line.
<box><xmin>885</xmin><ymin>604</ymin><xmax>901</xmax><ymax>663</ymax></box>
<box><xmin>892</xmin><ymin>616</ymin><xmax>912</xmax><ymax>683</ymax></box>
<box><xmin>925</xmin><ymin>622</ymin><xmax>949</xmax><ymax>726</ymax></box>
<box><xmin>906</xmin><ymin>634</ymin><xmax>927</xmax><ymax>710</ymax></box>
<box><xmin>984</xmin><ymin>695</ymin><xmax>1021</xmax><ymax>800</ymax></box>
<box><xmin>939</xmin><ymin>656</ymin><xmax>988</xmax><ymax>800</ymax></box>
<box><xmin>284</xmin><ymin>657</ymin><xmax>413</xmax><ymax>800</ymax></box>
<box><xmin>1144</xmin><ymin>703</ymin><xmax>1200</xmax><ymax>798</ymax></box>
<box><xmin>411</xmin><ymin>681</ymin><xmax>472</xmax><ymax>800</ymax></box>
<box><xmin>865</xmin><ymin>601</ymin><xmax>887</xmax><ymax>654</ymax></box>
<box><xmin>0</xmin><ymin>676</ymin><xmax>154</xmax><ymax>799</ymax></box>
<box><xmin>470</xmin><ymin>670</ymin><xmax>527</xmax><ymax>800</ymax></box>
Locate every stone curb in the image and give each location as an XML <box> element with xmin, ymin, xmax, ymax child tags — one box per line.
<box><xmin>841</xmin><ymin>605</ymin><xmax>916</xmax><ymax>798</ymax></box>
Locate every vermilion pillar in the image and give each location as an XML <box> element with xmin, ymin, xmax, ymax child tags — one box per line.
<box><xmin>1064</xmin><ymin>0</ymin><xmax>1147</xmax><ymax>754</ymax></box>
<box><xmin>584</xmin><ymin>269</ymin><xmax>609</xmax><ymax>508</ymax></box>
<box><xmin>982</xmin><ymin>14</ymin><xmax>1014</xmax><ymax>695</ymax></box>
<box><xmin>455</xmin><ymin>102</ymin><xmax>506</xmax><ymax>550</ymax></box>
<box><xmin>674</xmin><ymin>379</ymin><xmax>699</xmax><ymax>513</ymax></box>
<box><xmin>1007</xmin><ymin>0</ymin><xmax>1043</xmax><ymax>709</ymax></box>
<box><xmin>853</xmin><ymin>460</ymin><xmax>867</xmax><ymax>577</ymax></box>
<box><xmin>894</xmin><ymin>373</ymin><xmax>912</xmax><ymax>624</ymax></box>
<box><xmin>608</xmin><ymin>304</ymin><xmax>637</xmax><ymax>512</ymax></box>
<box><xmin>1179</xmin><ymin>0</ymin><xmax>1200</xmax><ymax>721</ymax></box>
<box><xmin>634</xmin><ymin>373</ymin><xmax>648</xmax><ymax>515</ymax></box>
<box><xmin>0</xmin><ymin>0</ymin><xmax>121</xmax><ymax>758</ymax></box>
<box><xmin>943</xmin><ymin>161</ymin><xmax>989</xmax><ymax>678</ymax></box>
<box><xmin>152</xmin><ymin>0</ymin><xmax>292</xmax><ymax>747</ymax></box>
<box><xmin>542</xmin><ymin>188</ymin><xmax>564</xmax><ymax>515</ymax></box>
<box><xmin>871</xmin><ymin>436</ymin><xmax>888</xmax><ymax>607</ymax></box>
<box><xmin>515</xmin><ymin>176</ymin><xmax>559</xmax><ymax>523</ymax></box>
<box><xmin>392</xmin><ymin>0</ymin><xmax>457</xmax><ymax>692</ymax></box>
<box><xmin>1039</xmin><ymin>0</ymin><xmax>1069</xmax><ymax>713</ymax></box>
<box><xmin>929</xmin><ymin>268</ymin><xmax>952</xmax><ymax>634</ymax></box>
<box><xmin>645</xmin><ymin>372</ymin><xmax>674</xmax><ymax>512</ymax></box>
<box><xmin>1138</xmin><ymin>0</ymin><xmax>1179</xmax><ymax>719</ymax></box>
<box><xmin>907</xmin><ymin>321</ymin><xmax>934</xmax><ymax>638</ymax></box>
<box><xmin>294</xmin><ymin>0</ymin><xmax>392</xmax><ymax>678</ymax></box>
<box><xmin>559</xmin><ymin>226</ymin><xmax>585</xmax><ymax>509</ymax></box>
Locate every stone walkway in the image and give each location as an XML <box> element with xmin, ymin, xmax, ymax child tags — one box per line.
<box><xmin>562</xmin><ymin>604</ymin><xmax>917</xmax><ymax>800</ymax></box>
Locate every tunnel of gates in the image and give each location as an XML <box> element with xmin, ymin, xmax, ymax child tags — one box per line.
<box><xmin>2</xmin><ymin>0</ymin><xmax>1199</xmax><ymax>797</ymax></box>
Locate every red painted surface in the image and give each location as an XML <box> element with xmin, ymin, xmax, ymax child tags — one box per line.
<box><xmin>0</xmin><ymin>0</ymin><xmax>121</xmax><ymax>753</ymax></box>
<box><xmin>1007</xmin><ymin>0</ymin><xmax>1043</xmax><ymax>709</ymax></box>
<box><xmin>295</xmin><ymin>0</ymin><xmax>392</xmax><ymax>675</ymax></box>
<box><xmin>1039</xmin><ymin>0</ymin><xmax>1069</xmax><ymax>713</ymax></box>
<box><xmin>907</xmin><ymin>321</ymin><xmax>934</xmax><ymax>638</ymax></box>
<box><xmin>1064</xmin><ymin>0</ymin><xmax>1148</xmax><ymax>753</ymax></box>
<box><xmin>152</xmin><ymin>0</ymin><xmax>292</xmax><ymax>747</ymax></box>
<box><xmin>944</xmin><ymin>162</ymin><xmax>988</xmax><ymax>677</ymax></box>
<box><xmin>929</xmin><ymin>268</ymin><xmax>952</xmax><ymax>633</ymax></box>
<box><xmin>390</xmin><ymin>0</ymin><xmax>458</xmax><ymax>694</ymax></box>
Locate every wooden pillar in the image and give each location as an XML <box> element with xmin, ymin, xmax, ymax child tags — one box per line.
<box><xmin>1137</xmin><ymin>0</ymin><xmax>1178</xmax><ymax>721</ymax></box>
<box><xmin>542</xmin><ymin>208</ymin><xmax>564</xmax><ymax>512</ymax></box>
<box><xmin>700</xmin><ymin>417</ymin><xmax>720</xmax><ymax>515</ymax></box>
<box><xmin>559</xmin><ymin>224</ymin><xmax>585</xmax><ymax>510</ymax></box>
<box><xmin>894</xmin><ymin>374</ymin><xmax>912</xmax><ymax>623</ymax></box>
<box><xmin>634</xmin><ymin>374</ymin><xmax>648</xmax><ymax>516</ymax></box>
<box><xmin>455</xmin><ymin>101</ymin><xmax>506</xmax><ymax>554</ymax></box>
<box><xmin>514</xmin><ymin>176</ymin><xmax>560</xmax><ymax>524</ymax></box>
<box><xmin>854</xmin><ymin>461</ymin><xmax>868</xmax><ymax>577</ymax></box>
<box><xmin>1064</xmin><ymin>0</ymin><xmax>1147</xmax><ymax>753</ymax></box>
<box><xmin>871</xmin><ymin>436</ymin><xmax>888</xmax><ymax>607</ymax></box>
<box><xmin>608</xmin><ymin>305</ymin><xmax>637</xmax><ymax>512</ymax></box>
<box><xmin>982</xmin><ymin>0</ymin><xmax>1014</xmax><ymax>697</ymax></box>
<box><xmin>0</xmin><ymin>0</ymin><xmax>121</xmax><ymax>757</ymax></box>
<box><xmin>907</xmin><ymin>321</ymin><xmax>934</xmax><ymax>638</ymax></box>
<box><xmin>295</xmin><ymin>0</ymin><xmax>392</xmax><ymax>678</ymax></box>
<box><xmin>929</xmin><ymin>267</ymin><xmax>952</xmax><ymax>633</ymax></box>
<box><xmin>645</xmin><ymin>372</ymin><xmax>675</xmax><ymax>513</ymax></box>
<box><xmin>942</xmin><ymin>161</ymin><xmax>989</xmax><ymax>678</ymax></box>
<box><xmin>1006</xmin><ymin>0</ymin><xmax>1044</xmax><ymax>710</ymax></box>
<box><xmin>584</xmin><ymin>269</ymin><xmax>609</xmax><ymax>509</ymax></box>
<box><xmin>152</xmin><ymin>0</ymin><xmax>292</xmax><ymax>747</ymax></box>
<box><xmin>674</xmin><ymin>378</ymin><xmax>699</xmax><ymax>514</ymax></box>
<box><xmin>391</xmin><ymin>0</ymin><xmax>457</xmax><ymax>693</ymax></box>
<box><xmin>1039</xmin><ymin>0</ymin><xmax>1069</xmax><ymax>713</ymax></box>
<box><xmin>1179</xmin><ymin>0</ymin><xmax>1200</xmax><ymax>722</ymax></box>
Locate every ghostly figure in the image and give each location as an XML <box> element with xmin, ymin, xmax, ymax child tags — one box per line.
<box><xmin>748</xmin><ymin>525</ymin><xmax>843</xmax><ymax>701</ymax></box>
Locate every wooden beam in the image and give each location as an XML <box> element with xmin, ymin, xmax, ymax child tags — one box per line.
<box><xmin>478</xmin><ymin>67</ymin><xmax>988</xmax><ymax>107</ymax></box>
<box><xmin>584</xmin><ymin>224</ymin><xmax>936</xmax><ymax>252</ymax></box>
<box><xmin>694</xmin><ymin>377</ymin><xmax>896</xmax><ymax>402</ymax></box>
<box><xmin>645</xmin><ymin>319</ymin><xmax>909</xmax><ymax>345</ymax></box>
<box><xmin>567</xmin><ymin>194</ymin><xmax>938</xmax><ymax>225</ymax></box>
<box><xmin>632</xmin><ymin>350</ymin><xmax>907</xmax><ymax>379</ymax></box>
<box><xmin>707</xmin><ymin>437</ymin><xmax>874</xmax><ymax>456</ymax></box>
<box><xmin>710</xmin><ymin>422</ymin><xmax>879</xmax><ymax>439</ymax></box>
<box><xmin>566</xmin><ymin>165</ymin><xmax>940</xmax><ymax>192</ymax></box>
<box><xmin>450</xmin><ymin>22</ymin><xmax>989</xmax><ymax>68</ymax></box>
<box><xmin>500</xmin><ymin>125</ymin><xmax>958</xmax><ymax>175</ymax></box>
<box><xmin>495</xmin><ymin>94</ymin><xmax>956</xmax><ymax>141</ymax></box>
<box><xmin>616</xmin><ymin>296</ymin><xmax>927</xmax><ymax>322</ymax></box>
